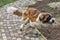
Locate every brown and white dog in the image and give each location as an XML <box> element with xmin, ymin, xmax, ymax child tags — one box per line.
<box><xmin>7</xmin><ymin>7</ymin><xmax>55</xmax><ymax>31</ymax></box>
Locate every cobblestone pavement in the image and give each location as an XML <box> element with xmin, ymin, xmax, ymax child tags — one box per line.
<box><xmin>0</xmin><ymin>0</ymin><xmax>42</xmax><ymax>40</ymax></box>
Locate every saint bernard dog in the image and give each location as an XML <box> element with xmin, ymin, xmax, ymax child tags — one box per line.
<box><xmin>7</xmin><ymin>7</ymin><xmax>55</xmax><ymax>31</ymax></box>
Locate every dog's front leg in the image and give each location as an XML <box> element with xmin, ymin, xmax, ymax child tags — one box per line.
<box><xmin>20</xmin><ymin>18</ymin><xmax>29</xmax><ymax>31</ymax></box>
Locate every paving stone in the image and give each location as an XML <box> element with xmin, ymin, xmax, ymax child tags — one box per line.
<box><xmin>1</xmin><ymin>29</ymin><xmax>5</xmax><ymax>32</ymax></box>
<box><xmin>0</xmin><ymin>22</ymin><xmax>3</xmax><ymax>26</ymax></box>
<box><xmin>17</xmin><ymin>38</ymin><xmax>21</xmax><ymax>40</ymax></box>
<box><xmin>0</xmin><ymin>39</ymin><xmax>3</xmax><ymax>40</ymax></box>
<box><xmin>0</xmin><ymin>15</ymin><xmax>2</xmax><ymax>17</ymax></box>
<box><xmin>12</xmin><ymin>37</ymin><xmax>16</xmax><ymax>40</ymax></box>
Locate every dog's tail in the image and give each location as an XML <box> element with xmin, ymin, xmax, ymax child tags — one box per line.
<box><xmin>7</xmin><ymin>7</ymin><xmax>22</xmax><ymax>16</ymax></box>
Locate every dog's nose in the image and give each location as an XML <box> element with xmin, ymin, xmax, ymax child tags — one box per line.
<box><xmin>52</xmin><ymin>20</ymin><xmax>55</xmax><ymax>23</ymax></box>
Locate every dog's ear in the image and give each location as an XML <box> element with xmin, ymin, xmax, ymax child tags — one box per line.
<box><xmin>39</xmin><ymin>13</ymin><xmax>48</xmax><ymax>21</ymax></box>
<box><xmin>44</xmin><ymin>15</ymin><xmax>49</xmax><ymax>21</ymax></box>
<box><xmin>39</xmin><ymin>13</ymin><xmax>45</xmax><ymax>21</ymax></box>
<box><xmin>39</xmin><ymin>15</ymin><xmax>44</xmax><ymax>21</ymax></box>
<box><xmin>14</xmin><ymin>10</ymin><xmax>22</xmax><ymax>16</ymax></box>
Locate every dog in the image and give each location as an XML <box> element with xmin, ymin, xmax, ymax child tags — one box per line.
<box><xmin>7</xmin><ymin>7</ymin><xmax>55</xmax><ymax>31</ymax></box>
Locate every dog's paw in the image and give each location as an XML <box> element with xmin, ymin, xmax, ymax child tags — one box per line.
<box><xmin>20</xmin><ymin>29</ymin><xmax>23</xmax><ymax>31</ymax></box>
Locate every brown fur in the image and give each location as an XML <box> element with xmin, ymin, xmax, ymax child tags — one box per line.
<box><xmin>13</xmin><ymin>7</ymin><xmax>50</xmax><ymax>23</ymax></box>
<box><xmin>22</xmin><ymin>8</ymin><xmax>39</xmax><ymax>22</ymax></box>
<box><xmin>14</xmin><ymin>10</ymin><xmax>22</xmax><ymax>16</ymax></box>
<box><xmin>14</xmin><ymin>7</ymin><xmax>39</xmax><ymax>22</ymax></box>
<box><xmin>39</xmin><ymin>13</ymin><xmax>50</xmax><ymax>21</ymax></box>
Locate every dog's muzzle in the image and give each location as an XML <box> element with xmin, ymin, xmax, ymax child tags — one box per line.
<box><xmin>49</xmin><ymin>18</ymin><xmax>55</xmax><ymax>24</ymax></box>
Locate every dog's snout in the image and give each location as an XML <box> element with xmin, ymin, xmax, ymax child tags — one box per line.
<box><xmin>49</xmin><ymin>18</ymin><xmax>55</xmax><ymax>24</ymax></box>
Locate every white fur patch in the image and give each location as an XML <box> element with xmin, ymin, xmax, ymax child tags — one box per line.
<box><xmin>30</xmin><ymin>21</ymin><xmax>40</xmax><ymax>27</ymax></box>
<box><xmin>36</xmin><ymin>13</ymin><xmax>42</xmax><ymax>21</ymax></box>
<box><xmin>20</xmin><ymin>24</ymin><xmax>24</xmax><ymax>29</ymax></box>
<box><xmin>7</xmin><ymin>7</ymin><xmax>18</xmax><ymax>14</ymax></box>
<box><xmin>20</xmin><ymin>18</ymin><xmax>29</xmax><ymax>29</ymax></box>
<box><xmin>49</xmin><ymin>18</ymin><xmax>55</xmax><ymax>22</ymax></box>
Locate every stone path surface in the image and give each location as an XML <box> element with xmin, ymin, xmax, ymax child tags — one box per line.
<box><xmin>0</xmin><ymin>0</ymin><xmax>41</xmax><ymax>40</ymax></box>
<box><xmin>1</xmin><ymin>0</ymin><xmax>60</xmax><ymax>40</ymax></box>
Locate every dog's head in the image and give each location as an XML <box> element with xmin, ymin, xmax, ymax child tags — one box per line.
<box><xmin>37</xmin><ymin>12</ymin><xmax>55</xmax><ymax>24</ymax></box>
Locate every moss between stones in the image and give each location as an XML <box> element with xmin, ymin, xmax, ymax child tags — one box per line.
<box><xmin>0</xmin><ymin>0</ymin><xmax>16</xmax><ymax>7</ymax></box>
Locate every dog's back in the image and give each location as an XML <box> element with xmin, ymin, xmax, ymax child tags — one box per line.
<box><xmin>22</xmin><ymin>7</ymin><xmax>39</xmax><ymax>22</ymax></box>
